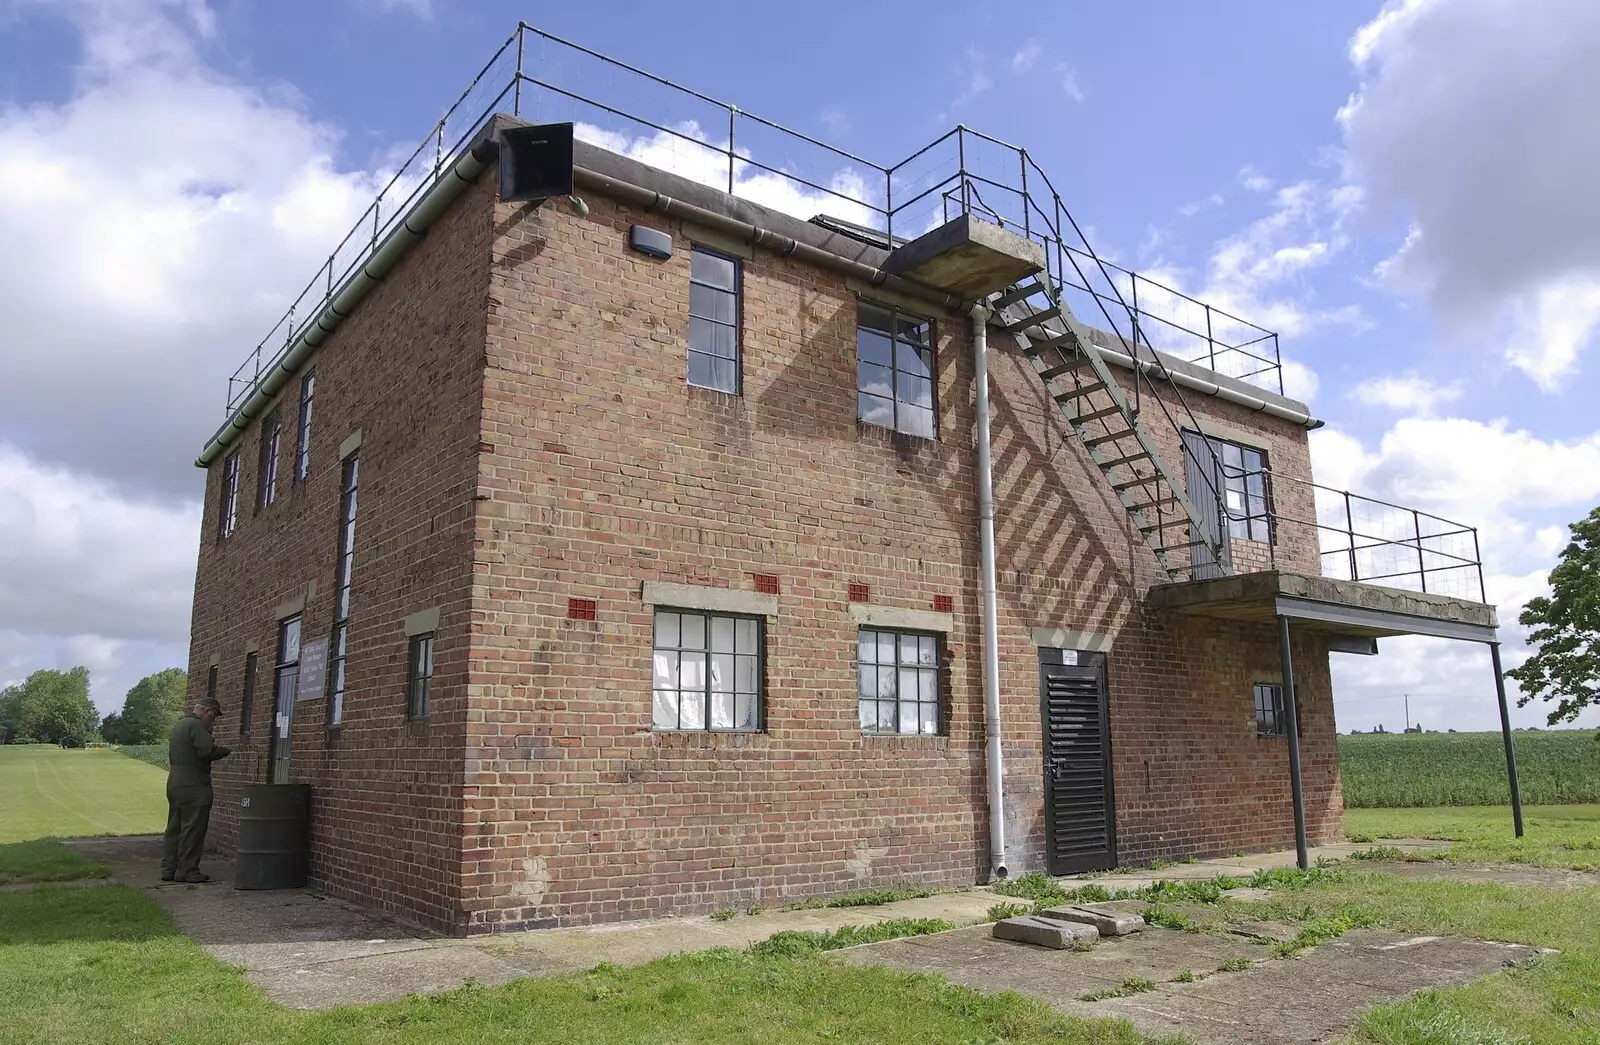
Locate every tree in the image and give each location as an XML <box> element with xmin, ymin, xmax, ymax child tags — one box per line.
<box><xmin>111</xmin><ymin>668</ymin><xmax>188</xmax><ymax>744</ymax></box>
<box><xmin>1506</xmin><ymin>505</ymin><xmax>1600</xmax><ymax>725</ymax></box>
<box><xmin>0</xmin><ymin>667</ymin><xmax>98</xmax><ymax>745</ymax></box>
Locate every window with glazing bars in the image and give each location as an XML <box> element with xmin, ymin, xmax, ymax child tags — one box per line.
<box><xmin>1202</xmin><ymin>435</ymin><xmax>1272</xmax><ymax>542</ymax></box>
<box><xmin>651</xmin><ymin>610</ymin><xmax>761</xmax><ymax>731</ymax></box>
<box><xmin>407</xmin><ymin>634</ymin><xmax>433</xmax><ymax>720</ymax></box>
<box><xmin>857</xmin><ymin>302</ymin><xmax>935</xmax><ymax>438</ymax></box>
<box><xmin>257</xmin><ymin>410</ymin><xmax>281</xmax><ymax>509</ymax></box>
<box><xmin>218</xmin><ymin>451</ymin><xmax>240</xmax><ymax>538</ymax></box>
<box><xmin>327</xmin><ymin>452</ymin><xmax>359</xmax><ymax>726</ymax></box>
<box><xmin>294</xmin><ymin>370</ymin><xmax>315</xmax><ymax>483</ymax></box>
<box><xmin>688</xmin><ymin>247</ymin><xmax>740</xmax><ymax>393</ymax></box>
<box><xmin>240</xmin><ymin>652</ymin><xmax>257</xmax><ymax>733</ymax></box>
<box><xmin>858</xmin><ymin>629</ymin><xmax>940</xmax><ymax>735</ymax></box>
<box><xmin>1254</xmin><ymin>683</ymin><xmax>1286</xmax><ymax>737</ymax></box>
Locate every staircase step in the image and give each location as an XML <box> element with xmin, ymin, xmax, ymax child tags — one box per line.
<box><xmin>1111</xmin><ymin>474</ymin><xmax>1161</xmax><ymax>491</ymax></box>
<box><xmin>1004</xmin><ymin>305</ymin><xmax>1062</xmax><ymax>332</ymax></box>
<box><xmin>1053</xmin><ymin>381</ymin><xmax>1107</xmax><ymax>402</ymax></box>
<box><xmin>1127</xmin><ymin>494</ymin><xmax>1181</xmax><ymax>513</ymax></box>
<box><xmin>991</xmin><ymin>282</ymin><xmax>1044</xmax><ymax>310</ymax></box>
<box><xmin>1083</xmin><ymin>430</ymin><xmax>1134</xmax><ymax>448</ymax></box>
<box><xmin>1156</xmin><ymin>538</ymin><xmax>1212</xmax><ymax>551</ymax></box>
<box><xmin>1098</xmin><ymin>450</ymin><xmax>1152</xmax><ymax>471</ymax></box>
<box><xmin>1022</xmin><ymin>330</ymin><xmax>1080</xmax><ymax>355</ymax></box>
<box><xmin>1140</xmin><ymin>517</ymin><xmax>1189</xmax><ymax>534</ymax></box>
<box><xmin>1039</xmin><ymin>358</ymin><xmax>1093</xmax><ymax>381</ymax></box>
<box><xmin>1073</xmin><ymin>405</ymin><xmax>1125</xmax><ymax>425</ymax></box>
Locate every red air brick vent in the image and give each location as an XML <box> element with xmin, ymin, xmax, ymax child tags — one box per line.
<box><xmin>754</xmin><ymin>574</ymin><xmax>780</xmax><ymax>595</ymax></box>
<box><xmin>933</xmin><ymin>594</ymin><xmax>954</xmax><ymax>613</ymax></box>
<box><xmin>848</xmin><ymin>583</ymin><xmax>870</xmax><ymax>603</ymax></box>
<box><xmin>567</xmin><ymin>598</ymin><xmax>598</xmax><ymax>621</ymax></box>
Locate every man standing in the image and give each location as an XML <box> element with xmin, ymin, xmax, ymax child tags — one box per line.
<box><xmin>161</xmin><ymin>696</ymin><xmax>232</xmax><ymax>883</ymax></box>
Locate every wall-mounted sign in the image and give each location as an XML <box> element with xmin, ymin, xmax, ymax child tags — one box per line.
<box><xmin>298</xmin><ymin>638</ymin><xmax>328</xmax><ymax>701</ymax></box>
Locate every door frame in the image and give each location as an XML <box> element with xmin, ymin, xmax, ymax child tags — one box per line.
<box><xmin>1038</xmin><ymin>648</ymin><xmax>1118</xmax><ymax>874</ymax></box>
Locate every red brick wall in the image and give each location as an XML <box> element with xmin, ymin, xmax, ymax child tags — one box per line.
<box><xmin>458</xmin><ymin>188</ymin><xmax>1341</xmax><ymax>932</ymax></box>
<box><xmin>186</xmin><ymin>176</ymin><xmax>495</xmax><ymax>931</ymax></box>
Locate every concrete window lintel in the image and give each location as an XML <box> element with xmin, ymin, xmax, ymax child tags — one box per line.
<box><xmin>848</xmin><ymin>603</ymin><xmax>953</xmax><ymax>633</ymax></box>
<box><xmin>273</xmin><ymin>591</ymin><xmax>308</xmax><ymax>621</ymax></box>
<box><xmin>404</xmin><ymin>607</ymin><xmax>441</xmax><ymax>637</ymax></box>
<box><xmin>1029</xmin><ymin>627</ymin><xmax>1113</xmax><ymax>653</ymax></box>
<box><xmin>683</xmin><ymin>222</ymin><xmax>754</xmax><ymax>261</ymax></box>
<box><xmin>642</xmin><ymin>581</ymin><xmax>777</xmax><ymax>617</ymax></box>
<box><xmin>338</xmin><ymin>429</ymin><xmax>364</xmax><ymax>461</ymax></box>
<box><xmin>1193</xmin><ymin>419</ymin><xmax>1272</xmax><ymax>454</ymax></box>
<box><xmin>846</xmin><ymin>277</ymin><xmax>959</xmax><ymax>320</ymax></box>
<box><xmin>208</xmin><ymin>653</ymin><xmax>220</xmax><ymax>667</ymax></box>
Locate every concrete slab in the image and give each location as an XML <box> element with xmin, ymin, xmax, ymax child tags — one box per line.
<box><xmin>881</xmin><ymin>214</ymin><xmax>1044</xmax><ymax>298</ymax></box>
<box><xmin>844</xmin><ymin>923</ymin><xmax>1543</xmax><ymax>1045</ymax></box>
<box><xmin>1040</xmin><ymin>904</ymin><xmax>1144</xmax><ymax>936</ymax></box>
<box><xmin>992</xmin><ymin>915</ymin><xmax>1100</xmax><ymax>949</ymax></box>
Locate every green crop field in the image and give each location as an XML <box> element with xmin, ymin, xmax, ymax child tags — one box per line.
<box><xmin>0</xmin><ymin>746</ymin><xmax>167</xmax><ymax>843</ymax></box>
<box><xmin>1339</xmin><ymin>729</ymin><xmax>1600</xmax><ymax>807</ymax></box>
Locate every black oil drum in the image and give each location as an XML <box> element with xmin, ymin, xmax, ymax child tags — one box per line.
<box><xmin>234</xmin><ymin>784</ymin><xmax>310</xmax><ymax>890</ymax></box>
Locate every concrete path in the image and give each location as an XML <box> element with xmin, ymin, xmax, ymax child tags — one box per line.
<box><xmin>843</xmin><ymin>922</ymin><xmax>1543</xmax><ymax>1045</ymax></box>
<box><xmin>68</xmin><ymin>836</ymin><xmax>1002</xmax><ymax>1010</ymax></box>
<box><xmin>1063</xmin><ymin>838</ymin><xmax>1451</xmax><ymax>893</ymax></box>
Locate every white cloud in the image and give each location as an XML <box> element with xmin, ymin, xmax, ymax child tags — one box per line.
<box><xmin>1342</xmin><ymin>0</ymin><xmax>1600</xmax><ymax>388</ymax></box>
<box><xmin>1056</xmin><ymin>63</ymin><xmax>1085</xmax><ymax>104</ymax></box>
<box><xmin>1350</xmin><ymin>374</ymin><xmax>1463</xmax><ymax>414</ymax></box>
<box><xmin>1010</xmin><ymin>40</ymin><xmax>1041</xmax><ymax>73</ymax></box>
<box><xmin>1281</xmin><ymin>359</ymin><xmax>1321</xmax><ymax>403</ymax></box>
<box><xmin>573</xmin><ymin>122</ymin><xmax>876</xmax><ymax>228</ymax></box>
<box><xmin>1238</xmin><ymin>166</ymin><xmax>1274</xmax><ymax>193</ymax></box>
<box><xmin>819</xmin><ymin>110</ymin><xmax>850</xmax><ymax>136</ymax></box>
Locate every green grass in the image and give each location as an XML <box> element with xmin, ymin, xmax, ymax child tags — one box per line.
<box><xmin>0</xmin><ymin>839</ymin><xmax>109</xmax><ymax>885</ymax></box>
<box><xmin>1340</xmin><ymin>730</ymin><xmax>1599</xmax><ymax>807</ymax></box>
<box><xmin>113</xmin><ymin>745</ymin><xmax>170</xmax><ymax>770</ymax></box>
<box><xmin>0</xmin><ymin>886</ymin><xmax>1177</xmax><ymax>1045</ymax></box>
<box><xmin>785</xmin><ymin>886</ymin><xmax>935</xmax><ymax>910</ymax></box>
<box><xmin>1346</xmin><ymin>804</ymin><xmax>1600</xmax><ymax>870</ymax></box>
<box><xmin>0</xmin><ymin>746</ymin><xmax>166</xmax><ymax>843</ymax></box>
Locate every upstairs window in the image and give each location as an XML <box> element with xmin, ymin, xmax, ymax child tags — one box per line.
<box><xmin>652</xmin><ymin>610</ymin><xmax>762</xmax><ymax>732</ymax></box>
<box><xmin>1189</xmin><ymin>433</ymin><xmax>1272</xmax><ymax>543</ymax></box>
<box><xmin>408</xmin><ymin>634</ymin><xmax>433</xmax><ymax>721</ymax></box>
<box><xmin>688</xmin><ymin>247</ymin><xmax>740</xmax><ymax>394</ymax></box>
<box><xmin>857</xmin><ymin>303</ymin><xmax>935</xmax><ymax>438</ymax></box>
<box><xmin>257</xmin><ymin>410</ymin><xmax>282</xmax><ymax>509</ymax></box>
<box><xmin>218</xmin><ymin>451</ymin><xmax>240</xmax><ymax>538</ymax></box>
<box><xmin>294</xmin><ymin>370</ymin><xmax>315</xmax><ymax>483</ymax></box>
<box><xmin>327</xmin><ymin>452</ymin><xmax>359</xmax><ymax>727</ymax></box>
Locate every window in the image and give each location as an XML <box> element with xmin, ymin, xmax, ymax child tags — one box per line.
<box><xmin>857</xmin><ymin>302</ymin><xmax>935</xmax><ymax>438</ymax></box>
<box><xmin>1254</xmin><ymin>683</ymin><xmax>1286</xmax><ymax>738</ymax></box>
<box><xmin>651</xmin><ymin>610</ymin><xmax>761</xmax><ymax>731</ymax></box>
<box><xmin>294</xmin><ymin>370</ymin><xmax>315</xmax><ymax>483</ymax></box>
<box><xmin>688</xmin><ymin>247</ymin><xmax>740</xmax><ymax>393</ymax></box>
<box><xmin>408</xmin><ymin>634</ymin><xmax>433</xmax><ymax>720</ymax></box>
<box><xmin>218</xmin><ymin>451</ymin><xmax>240</xmax><ymax>538</ymax></box>
<box><xmin>858</xmin><ymin>629</ymin><xmax>940</xmax><ymax>735</ymax></box>
<box><xmin>241</xmin><ymin>652</ymin><xmax>257</xmax><ymax>733</ymax></box>
<box><xmin>270</xmin><ymin>616</ymin><xmax>301</xmax><ymax>784</ymax></box>
<box><xmin>1193</xmin><ymin>434</ymin><xmax>1272</xmax><ymax>542</ymax></box>
<box><xmin>206</xmin><ymin>664</ymin><xmax>218</xmax><ymax>706</ymax></box>
<box><xmin>257</xmin><ymin>410</ymin><xmax>282</xmax><ymax>509</ymax></box>
<box><xmin>327</xmin><ymin>452</ymin><xmax>359</xmax><ymax>726</ymax></box>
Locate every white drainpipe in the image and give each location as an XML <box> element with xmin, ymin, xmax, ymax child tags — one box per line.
<box><xmin>971</xmin><ymin>303</ymin><xmax>1007</xmax><ymax>880</ymax></box>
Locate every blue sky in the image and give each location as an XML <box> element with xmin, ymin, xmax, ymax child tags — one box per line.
<box><xmin>2</xmin><ymin>0</ymin><xmax>1598</xmax><ymax>736</ymax></box>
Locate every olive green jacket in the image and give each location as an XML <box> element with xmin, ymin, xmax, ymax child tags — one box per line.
<box><xmin>167</xmin><ymin>714</ymin><xmax>231</xmax><ymax>791</ymax></box>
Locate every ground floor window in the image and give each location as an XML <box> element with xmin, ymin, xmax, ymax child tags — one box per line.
<box><xmin>408</xmin><ymin>634</ymin><xmax>433</xmax><ymax>720</ymax></box>
<box><xmin>858</xmin><ymin>629</ymin><xmax>940</xmax><ymax>735</ymax></box>
<box><xmin>652</xmin><ymin>610</ymin><xmax>762</xmax><ymax>731</ymax></box>
<box><xmin>1254</xmin><ymin>683</ymin><xmax>1286</xmax><ymax>737</ymax></box>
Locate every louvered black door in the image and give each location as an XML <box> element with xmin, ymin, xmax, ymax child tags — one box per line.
<box><xmin>1041</xmin><ymin>658</ymin><xmax>1116</xmax><ymax>874</ymax></box>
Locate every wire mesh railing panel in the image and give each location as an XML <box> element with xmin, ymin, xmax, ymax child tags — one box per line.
<box><xmin>1305</xmin><ymin>481</ymin><xmax>1483</xmax><ymax>600</ymax></box>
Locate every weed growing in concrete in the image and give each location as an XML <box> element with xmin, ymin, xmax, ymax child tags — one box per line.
<box><xmin>1348</xmin><ymin>845</ymin><xmax>1406</xmax><ymax>861</ymax></box>
<box><xmin>1142</xmin><ymin>904</ymin><xmax>1200</xmax><ymax>932</ymax></box>
<box><xmin>1068</xmin><ymin>937</ymin><xmax>1095</xmax><ymax>953</ymax></box>
<box><xmin>986</xmin><ymin>902</ymin><xmax>1032</xmax><ymax>922</ymax></box>
<box><xmin>1248</xmin><ymin>866</ymin><xmax>1347</xmax><ymax>891</ymax></box>
<box><xmin>747</xmin><ymin>918</ymin><xmax>955</xmax><ymax>958</ymax></box>
<box><xmin>710</xmin><ymin>909</ymin><xmax>736</xmax><ymax>922</ymax></box>
<box><xmin>786</xmin><ymin>887</ymin><xmax>934</xmax><ymax>911</ymax></box>
<box><xmin>745</xmin><ymin>904</ymin><xmax>763</xmax><ymax>916</ymax></box>
<box><xmin>1270</xmin><ymin>911</ymin><xmax>1376</xmax><ymax>958</ymax></box>
<box><xmin>1171</xmin><ymin>969</ymin><xmax>1197</xmax><ymax>983</ymax></box>
<box><xmin>1217</xmin><ymin>956</ymin><xmax>1253</xmax><ymax>972</ymax></box>
<box><xmin>1079</xmin><ymin>977</ymin><xmax>1157</xmax><ymax>1002</ymax></box>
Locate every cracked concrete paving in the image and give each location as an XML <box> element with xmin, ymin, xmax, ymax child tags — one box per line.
<box><xmin>843</xmin><ymin>923</ymin><xmax>1546</xmax><ymax>1045</ymax></box>
<box><xmin>68</xmin><ymin>836</ymin><xmax>1003</xmax><ymax>1010</ymax></box>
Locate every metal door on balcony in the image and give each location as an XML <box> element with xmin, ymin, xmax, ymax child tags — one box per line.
<box><xmin>1181</xmin><ymin>429</ymin><xmax>1232</xmax><ymax>581</ymax></box>
<box><xmin>1040</xmin><ymin>652</ymin><xmax>1117</xmax><ymax>874</ymax></box>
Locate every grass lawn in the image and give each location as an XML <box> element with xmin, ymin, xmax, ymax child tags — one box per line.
<box><xmin>0</xmin><ymin>746</ymin><xmax>167</xmax><ymax>843</ymax></box>
<box><xmin>1347</xmin><ymin>803</ymin><xmax>1600</xmax><ymax>870</ymax></box>
<box><xmin>0</xmin><ymin>885</ymin><xmax>1172</xmax><ymax>1045</ymax></box>
<box><xmin>0</xmin><ymin>839</ymin><xmax>108</xmax><ymax>885</ymax></box>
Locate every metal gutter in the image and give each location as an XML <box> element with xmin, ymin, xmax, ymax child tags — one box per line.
<box><xmin>195</xmin><ymin>131</ymin><xmax>501</xmax><ymax>468</ymax></box>
<box><xmin>970</xmin><ymin>303</ymin><xmax>1008</xmax><ymax>881</ymax></box>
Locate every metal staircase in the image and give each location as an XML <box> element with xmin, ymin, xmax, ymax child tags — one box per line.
<box><xmin>988</xmin><ymin>274</ymin><xmax>1230</xmax><ymax>582</ymax></box>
